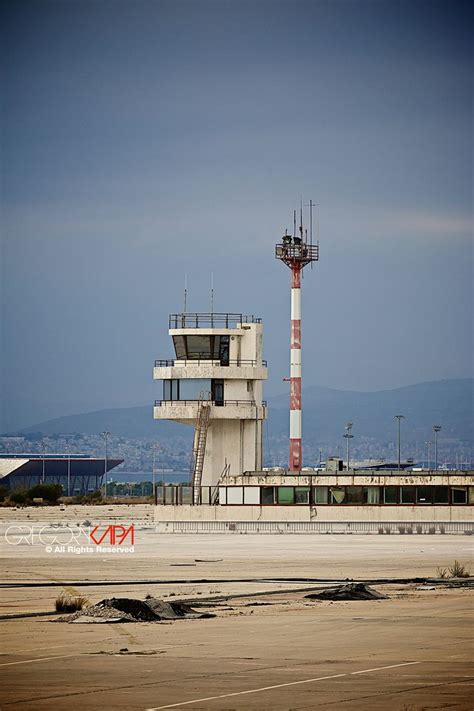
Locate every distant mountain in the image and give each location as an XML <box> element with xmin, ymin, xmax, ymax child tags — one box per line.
<box><xmin>16</xmin><ymin>378</ymin><xmax>473</xmax><ymax>444</ymax></box>
<box><xmin>19</xmin><ymin>406</ymin><xmax>189</xmax><ymax>439</ymax></box>
<box><xmin>268</xmin><ymin>379</ymin><xmax>473</xmax><ymax>442</ymax></box>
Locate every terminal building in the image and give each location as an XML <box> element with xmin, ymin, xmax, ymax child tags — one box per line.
<box><xmin>152</xmin><ymin>311</ymin><xmax>473</xmax><ymax>533</ymax></box>
<box><xmin>0</xmin><ymin>454</ymin><xmax>123</xmax><ymax>496</ymax></box>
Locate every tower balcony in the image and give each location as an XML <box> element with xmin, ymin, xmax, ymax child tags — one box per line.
<box><xmin>153</xmin><ymin>399</ymin><xmax>267</xmax><ymax>422</ymax></box>
<box><xmin>169</xmin><ymin>313</ymin><xmax>262</xmax><ymax>329</ymax></box>
<box><xmin>153</xmin><ymin>359</ymin><xmax>268</xmax><ymax>382</ymax></box>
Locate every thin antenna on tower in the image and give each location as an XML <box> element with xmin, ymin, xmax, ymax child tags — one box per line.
<box><xmin>210</xmin><ymin>272</ymin><xmax>214</xmax><ymax>314</ymax></box>
<box><xmin>183</xmin><ymin>273</ymin><xmax>188</xmax><ymax>313</ymax></box>
<box><xmin>300</xmin><ymin>198</ymin><xmax>303</xmax><ymax>238</ymax></box>
<box><xmin>293</xmin><ymin>210</ymin><xmax>296</xmax><ymax>238</ymax></box>
<box><xmin>307</xmin><ymin>199</ymin><xmax>318</xmax><ymax>269</ymax></box>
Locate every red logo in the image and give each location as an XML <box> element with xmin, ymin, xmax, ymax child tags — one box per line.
<box><xmin>89</xmin><ymin>524</ymin><xmax>135</xmax><ymax>546</ymax></box>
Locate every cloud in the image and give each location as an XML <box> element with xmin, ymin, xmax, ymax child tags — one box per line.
<box><xmin>388</xmin><ymin>211</ymin><xmax>472</xmax><ymax>236</ymax></box>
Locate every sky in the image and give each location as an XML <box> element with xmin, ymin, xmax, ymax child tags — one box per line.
<box><xmin>1</xmin><ymin>0</ymin><xmax>472</xmax><ymax>431</ymax></box>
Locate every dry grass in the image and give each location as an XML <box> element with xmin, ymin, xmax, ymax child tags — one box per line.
<box><xmin>448</xmin><ymin>560</ymin><xmax>471</xmax><ymax>578</ymax></box>
<box><xmin>436</xmin><ymin>560</ymin><xmax>471</xmax><ymax>579</ymax></box>
<box><xmin>55</xmin><ymin>594</ymin><xmax>89</xmax><ymax>613</ymax></box>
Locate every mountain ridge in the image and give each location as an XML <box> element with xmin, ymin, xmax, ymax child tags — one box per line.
<box><xmin>10</xmin><ymin>378</ymin><xmax>472</xmax><ymax>443</ymax></box>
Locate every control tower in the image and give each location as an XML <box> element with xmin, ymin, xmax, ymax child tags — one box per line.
<box><xmin>153</xmin><ymin>313</ymin><xmax>267</xmax><ymax>500</ymax></box>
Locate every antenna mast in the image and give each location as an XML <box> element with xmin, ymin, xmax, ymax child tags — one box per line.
<box><xmin>275</xmin><ymin>201</ymin><xmax>319</xmax><ymax>471</ymax></box>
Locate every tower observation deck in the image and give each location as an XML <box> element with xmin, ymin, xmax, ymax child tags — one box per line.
<box><xmin>153</xmin><ymin>312</ymin><xmax>268</xmax><ymax>494</ymax></box>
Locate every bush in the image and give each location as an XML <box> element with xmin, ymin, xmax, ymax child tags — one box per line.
<box><xmin>28</xmin><ymin>484</ymin><xmax>63</xmax><ymax>503</ymax></box>
<box><xmin>0</xmin><ymin>485</ymin><xmax>9</xmax><ymax>502</ymax></box>
<box><xmin>55</xmin><ymin>593</ymin><xmax>89</xmax><ymax>612</ymax></box>
<box><xmin>85</xmin><ymin>490</ymin><xmax>102</xmax><ymax>502</ymax></box>
<box><xmin>9</xmin><ymin>490</ymin><xmax>29</xmax><ymax>505</ymax></box>
<box><xmin>71</xmin><ymin>490</ymin><xmax>102</xmax><ymax>505</ymax></box>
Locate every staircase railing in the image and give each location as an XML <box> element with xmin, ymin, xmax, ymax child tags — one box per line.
<box><xmin>191</xmin><ymin>392</ymin><xmax>212</xmax><ymax>504</ymax></box>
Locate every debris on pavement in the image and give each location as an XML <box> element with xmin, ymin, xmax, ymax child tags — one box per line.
<box><xmin>305</xmin><ymin>583</ymin><xmax>389</xmax><ymax>601</ymax></box>
<box><xmin>54</xmin><ymin>596</ymin><xmax>216</xmax><ymax>623</ymax></box>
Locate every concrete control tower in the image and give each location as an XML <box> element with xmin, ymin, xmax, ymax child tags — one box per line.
<box><xmin>153</xmin><ymin>313</ymin><xmax>267</xmax><ymax>500</ymax></box>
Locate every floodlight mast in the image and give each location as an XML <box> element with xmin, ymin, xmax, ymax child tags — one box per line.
<box><xmin>275</xmin><ymin>202</ymin><xmax>319</xmax><ymax>471</ymax></box>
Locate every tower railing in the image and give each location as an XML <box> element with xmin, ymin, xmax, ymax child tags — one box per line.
<box><xmin>154</xmin><ymin>358</ymin><xmax>267</xmax><ymax>367</ymax></box>
<box><xmin>155</xmin><ymin>399</ymin><xmax>267</xmax><ymax>407</ymax></box>
<box><xmin>169</xmin><ymin>313</ymin><xmax>262</xmax><ymax>329</ymax></box>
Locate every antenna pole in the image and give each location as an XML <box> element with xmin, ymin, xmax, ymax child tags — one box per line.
<box><xmin>183</xmin><ymin>273</ymin><xmax>187</xmax><ymax>313</ymax></box>
<box><xmin>275</xmin><ymin>202</ymin><xmax>319</xmax><ymax>472</ymax></box>
<box><xmin>210</xmin><ymin>272</ymin><xmax>214</xmax><ymax>315</ymax></box>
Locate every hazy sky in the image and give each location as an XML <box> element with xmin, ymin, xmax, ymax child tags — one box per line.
<box><xmin>1</xmin><ymin>0</ymin><xmax>472</xmax><ymax>431</ymax></box>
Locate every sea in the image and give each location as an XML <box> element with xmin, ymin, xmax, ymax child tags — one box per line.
<box><xmin>108</xmin><ymin>470</ymin><xmax>190</xmax><ymax>484</ymax></box>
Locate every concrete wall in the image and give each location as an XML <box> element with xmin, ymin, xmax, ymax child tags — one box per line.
<box><xmin>155</xmin><ymin>504</ymin><xmax>473</xmax><ymax>524</ymax></box>
<box><xmin>154</xmin><ymin>402</ymin><xmax>266</xmax><ymax>422</ymax></box>
<box><xmin>227</xmin><ymin>472</ymin><xmax>474</xmax><ymax>486</ymax></box>
<box><xmin>153</xmin><ymin>364</ymin><xmax>268</xmax><ymax>381</ymax></box>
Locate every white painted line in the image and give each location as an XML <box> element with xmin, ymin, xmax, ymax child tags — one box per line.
<box><xmin>351</xmin><ymin>662</ymin><xmax>420</xmax><ymax>675</ymax></box>
<box><xmin>2</xmin><ymin>644</ymin><xmax>70</xmax><ymax>654</ymax></box>
<box><xmin>0</xmin><ymin>653</ymin><xmax>82</xmax><ymax>667</ymax></box>
<box><xmin>145</xmin><ymin>661</ymin><xmax>420</xmax><ymax>710</ymax></box>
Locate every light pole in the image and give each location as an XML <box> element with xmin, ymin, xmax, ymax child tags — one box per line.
<box><xmin>394</xmin><ymin>415</ymin><xmax>405</xmax><ymax>471</ymax></box>
<box><xmin>66</xmin><ymin>437</ymin><xmax>71</xmax><ymax>498</ymax></box>
<box><xmin>425</xmin><ymin>440</ymin><xmax>432</xmax><ymax>469</ymax></box>
<box><xmin>41</xmin><ymin>441</ymin><xmax>46</xmax><ymax>483</ymax></box>
<box><xmin>343</xmin><ymin>422</ymin><xmax>354</xmax><ymax>471</ymax></box>
<box><xmin>152</xmin><ymin>446</ymin><xmax>157</xmax><ymax>505</ymax></box>
<box><xmin>101</xmin><ymin>431</ymin><xmax>110</xmax><ymax>498</ymax></box>
<box><xmin>433</xmin><ymin>425</ymin><xmax>441</xmax><ymax>470</ymax></box>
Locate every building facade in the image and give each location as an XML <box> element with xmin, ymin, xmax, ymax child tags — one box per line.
<box><xmin>154</xmin><ymin>470</ymin><xmax>474</xmax><ymax>532</ymax></box>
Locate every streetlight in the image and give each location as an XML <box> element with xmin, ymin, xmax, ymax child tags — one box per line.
<box><xmin>343</xmin><ymin>422</ymin><xmax>354</xmax><ymax>471</ymax></box>
<box><xmin>41</xmin><ymin>441</ymin><xmax>46</xmax><ymax>483</ymax></box>
<box><xmin>425</xmin><ymin>440</ymin><xmax>432</xmax><ymax>470</ymax></box>
<box><xmin>433</xmin><ymin>425</ymin><xmax>442</xmax><ymax>470</ymax></box>
<box><xmin>101</xmin><ymin>431</ymin><xmax>110</xmax><ymax>498</ymax></box>
<box><xmin>394</xmin><ymin>415</ymin><xmax>405</xmax><ymax>471</ymax></box>
<box><xmin>152</xmin><ymin>446</ymin><xmax>157</xmax><ymax>505</ymax></box>
<box><xmin>65</xmin><ymin>436</ymin><xmax>72</xmax><ymax>498</ymax></box>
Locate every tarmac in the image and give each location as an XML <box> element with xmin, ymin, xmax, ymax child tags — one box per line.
<box><xmin>0</xmin><ymin>504</ymin><xmax>473</xmax><ymax>710</ymax></box>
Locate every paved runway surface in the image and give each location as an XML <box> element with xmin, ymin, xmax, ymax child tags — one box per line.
<box><xmin>1</xmin><ymin>506</ymin><xmax>472</xmax><ymax>709</ymax></box>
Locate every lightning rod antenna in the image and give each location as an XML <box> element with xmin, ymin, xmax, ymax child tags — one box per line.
<box><xmin>210</xmin><ymin>272</ymin><xmax>214</xmax><ymax>314</ymax></box>
<box><xmin>183</xmin><ymin>273</ymin><xmax>188</xmax><ymax>313</ymax></box>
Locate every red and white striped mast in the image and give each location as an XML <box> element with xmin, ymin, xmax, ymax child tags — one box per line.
<box><xmin>275</xmin><ymin>201</ymin><xmax>319</xmax><ymax>471</ymax></box>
